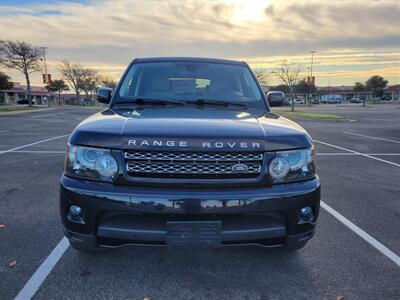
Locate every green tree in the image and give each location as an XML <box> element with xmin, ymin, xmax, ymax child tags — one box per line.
<box><xmin>0</xmin><ymin>71</ymin><xmax>13</xmax><ymax>90</ymax></box>
<box><xmin>365</xmin><ymin>75</ymin><xmax>388</xmax><ymax>103</ymax></box>
<box><xmin>270</xmin><ymin>84</ymin><xmax>290</xmax><ymax>94</ymax></box>
<box><xmin>295</xmin><ymin>79</ymin><xmax>310</xmax><ymax>95</ymax></box>
<box><xmin>0</xmin><ymin>40</ymin><xmax>42</xmax><ymax>106</ymax></box>
<box><xmin>46</xmin><ymin>79</ymin><xmax>69</xmax><ymax>104</ymax></box>
<box><xmin>353</xmin><ymin>82</ymin><xmax>365</xmax><ymax>106</ymax></box>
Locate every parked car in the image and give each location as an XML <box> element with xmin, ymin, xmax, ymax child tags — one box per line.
<box><xmin>61</xmin><ymin>57</ymin><xmax>320</xmax><ymax>252</ymax></box>
<box><xmin>17</xmin><ymin>98</ymin><xmax>36</xmax><ymax>105</ymax></box>
<box><xmin>293</xmin><ymin>98</ymin><xmax>305</xmax><ymax>104</ymax></box>
<box><xmin>311</xmin><ymin>98</ymin><xmax>319</xmax><ymax>104</ymax></box>
<box><xmin>350</xmin><ymin>97</ymin><xmax>362</xmax><ymax>103</ymax></box>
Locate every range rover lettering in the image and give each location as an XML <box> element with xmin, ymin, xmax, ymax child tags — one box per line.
<box><xmin>60</xmin><ymin>57</ymin><xmax>320</xmax><ymax>251</ymax></box>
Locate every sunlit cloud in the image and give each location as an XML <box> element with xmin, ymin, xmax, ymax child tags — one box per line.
<box><xmin>0</xmin><ymin>0</ymin><xmax>399</xmax><ymax>86</ymax></box>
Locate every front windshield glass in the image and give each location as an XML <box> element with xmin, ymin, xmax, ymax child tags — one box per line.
<box><xmin>116</xmin><ymin>61</ymin><xmax>265</xmax><ymax>109</ymax></box>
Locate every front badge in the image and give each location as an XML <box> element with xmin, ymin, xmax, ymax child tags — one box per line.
<box><xmin>231</xmin><ymin>163</ymin><xmax>248</xmax><ymax>173</ymax></box>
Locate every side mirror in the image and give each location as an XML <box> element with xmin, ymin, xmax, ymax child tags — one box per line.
<box><xmin>97</xmin><ymin>87</ymin><xmax>113</xmax><ymax>104</ymax></box>
<box><xmin>266</xmin><ymin>91</ymin><xmax>285</xmax><ymax>107</ymax></box>
<box><xmin>266</xmin><ymin>91</ymin><xmax>285</xmax><ymax>101</ymax></box>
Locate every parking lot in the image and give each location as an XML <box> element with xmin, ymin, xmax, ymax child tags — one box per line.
<box><xmin>1</xmin><ymin>104</ymin><xmax>399</xmax><ymax>299</ymax></box>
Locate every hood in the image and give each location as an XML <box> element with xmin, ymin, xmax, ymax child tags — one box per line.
<box><xmin>69</xmin><ymin>107</ymin><xmax>312</xmax><ymax>151</ymax></box>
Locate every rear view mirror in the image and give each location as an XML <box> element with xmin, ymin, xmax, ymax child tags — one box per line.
<box><xmin>97</xmin><ymin>87</ymin><xmax>113</xmax><ymax>104</ymax></box>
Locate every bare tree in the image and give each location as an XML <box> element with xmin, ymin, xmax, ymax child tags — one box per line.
<box><xmin>80</xmin><ymin>68</ymin><xmax>98</xmax><ymax>99</ymax></box>
<box><xmin>253</xmin><ymin>68</ymin><xmax>269</xmax><ymax>88</ymax></box>
<box><xmin>59</xmin><ymin>60</ymin><xmax>85</xmax><ymax>101</ymax></box>
<box><xmin>274</xmin><ymin>60</ymin><xmax>302</xmax><ymax>111</ymax></box>
<box><xmin>0</xmin><ymin>40</ymin><xmax>42</xmax><ymax>106</ymax></box>
<box><xmin>96</xmin><ymin>74</ymin><xmax>118</xmax><ymax>89</ymax></box>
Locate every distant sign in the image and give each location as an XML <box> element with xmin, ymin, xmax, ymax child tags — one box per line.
<box><xmin>42</xmin><ymin>74</ymin><xmax>52</xmax><ymax>84</ymax></box>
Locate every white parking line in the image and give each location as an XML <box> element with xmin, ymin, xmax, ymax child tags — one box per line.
<box><xmin>3</xmin><ymin>150</ymin><xmax>400</xmax><ymax>156</ymax></box>
<box><xmin>314</xmin><ymin>140</ymin><xmax>400</xmax><ymax>167</ymax></box>
<box><xmin>343</xmin><ymin>132</ymin><xmax>400</xmax><ymax>144</ymax></box>
<box><xmin>0</xmin><ymin>135</ymin><xmax>68</xmax><ymax>155</ymax></box>
<box><xmin>15</xmin><ymin>201</ymin><xmax>400</xmax><ymax>300</ymax></box>
<box><xmin>317</xmin><ymin>153</ymin><xmax>400</xmax><ymax>156</ymax></box>
<box><xmin>321</xmin><ymin>201</ymin><xmax>400</xmax><ymax>267</ymax></box>
<box><xmin>14</xmin><ymin>237</ymin><xmax>70</xmax><ymax>300</ymax></box>
<box><xmin>6</xmin><ymin>150</ymin><xmax>65</xmax><ymax>154</ymax></box>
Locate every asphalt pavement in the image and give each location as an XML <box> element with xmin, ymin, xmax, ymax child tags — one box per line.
<box><xmin>1</xmin><ymin>104</ymin><xmax>399</xmax><ymax>299</ymax></box>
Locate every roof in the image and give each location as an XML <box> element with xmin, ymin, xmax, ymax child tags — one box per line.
<box><xmin>0</xmin><ymin>88</ymin><xmax>55</xmax><ymax>96</ymax></box>
<box><xmin>134</xmin><ymin>57</ymin><xmax>246</xmax><ymax>66</ymax></box>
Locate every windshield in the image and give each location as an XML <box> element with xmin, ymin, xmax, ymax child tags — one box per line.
<box><xmin>116</xmin><ymin>61</ymin><xmax>265</xmax><ymax>109</ymax></box>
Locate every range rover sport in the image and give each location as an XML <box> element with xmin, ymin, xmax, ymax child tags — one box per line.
<box><xmin>60</xmin><ymin>57</ymin><xmax>320</xmax><ymax>251</ymax></box>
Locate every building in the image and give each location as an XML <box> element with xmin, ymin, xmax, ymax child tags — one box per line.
<box><xmin>0</xmin><ymin>82</ymin><xmax>56</xmax><ymax>104</ymax></box>
<box><xmin>317</xmin><ymin>85</ymin><xmax>400</xmax><ymax>102</ymax></box>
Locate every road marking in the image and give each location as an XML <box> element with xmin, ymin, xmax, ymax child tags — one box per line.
<box><xmin>5</xmin><ymin>150</ymin><xmax>65</xmax><ymax>154</ymax></box>
<box><xmin>3</xmin><ymin>150</ymin><xmax>400</xmax><ymax>157</ymax></box>
<box><xmin>343</xmin><ymin>131</ymin><xmax>400</xmax><ymax>144</ymax></box>
<box><xmin>317</xmin><ymin>153</ymin><xmax>400</xmax><ymax>156</ymax></box>
<box><xmin>371</xmin><ymin>118</ymin><xmax>395</xmax><ymax>122</ymax></box>
<box><xmin>321</xmin><ymin>201</ymin><xmax>400</xmax><ymax>268</ymax></box>
<box><xmin>314</xmin><ymin>140</ymin><xmax>400</xmax><ymax>167</ymax></box>
<box><xmin>14</xmin><ymin>237</ymin><xmax>70</xmax><ymax>300</ymax></box>
<box><xmin>0</xmin><ymin>134</ymin><xmax>68</xmax><ymax>155</ymax></box>
<box><xmin>14</xmin><ymin>201</ymin><xmax>400</xmax><ymax>299</ymax></box>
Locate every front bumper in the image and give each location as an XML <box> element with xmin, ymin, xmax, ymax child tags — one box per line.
<box><xmin>60</xmin><ymin>175</ymin><xmax>320</xmax><ymax>248</ymax></box>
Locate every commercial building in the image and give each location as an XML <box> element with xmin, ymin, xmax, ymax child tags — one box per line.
<box><xmin>0</xmin><ymin>82</ymin><xmax>55</xmax><ymax>104</ymax></box>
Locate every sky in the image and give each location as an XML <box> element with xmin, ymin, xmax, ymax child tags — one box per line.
<box><xmin>0</xmin><ymin>0</ymin><xmax>399</xmax><ymax>87</ymax></box>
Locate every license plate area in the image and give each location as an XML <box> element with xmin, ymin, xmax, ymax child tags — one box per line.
<box><xmin>166</xmin><ymin>221</ymin><xmax>222</xmax><ymax>247</ymax></box>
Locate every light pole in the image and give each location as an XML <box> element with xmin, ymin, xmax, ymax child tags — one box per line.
<box><xmin>40</xmin><ymin>47</ymin><xmax>50</xmax><ymax>107</ymax></box>
<box><xmin>309</xmin><ymin>50</ymin><xmax>316</xmax><ymax>106</ymax></box>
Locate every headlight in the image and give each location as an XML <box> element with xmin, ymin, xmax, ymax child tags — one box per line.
<box><xmin>65</xmin><ymin>144</ymin><xmax>118</xmax><ymax>181</ymax></box>
<box><xmin>268</xmin><ymin>148</ymin><xmax>315</xmax><ymax>183</ymax></box>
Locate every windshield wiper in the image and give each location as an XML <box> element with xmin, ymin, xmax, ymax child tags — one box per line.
<box><xmin>187</xmin><ymin>99</ymin><xmax>247</xmax><ymax>109</ymax></box>
<box><xmin>116</xmin><ymin>98</ymin><xmax>184</xmax><ymax>106</ymax></box>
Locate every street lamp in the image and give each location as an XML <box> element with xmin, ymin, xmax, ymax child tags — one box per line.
<box><xmin>309</xmin><ymin>50</ymin><xmax>316</xmax><ymax>106</ymax></box>
<box><xmin>40</xmin><ymin>47</ymin><xmax>50</xmax><ymax>107</ymax></box>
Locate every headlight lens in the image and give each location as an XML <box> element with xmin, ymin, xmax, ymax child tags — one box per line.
<box><xmin>268</xmin><ymin>148</ymin><xmax>315</xmax><ymax>183</ymax></box>
<box><xmin>66</xmin><ymin>144</ymin><xmax>118</xmax><ymax>181</ymax></box>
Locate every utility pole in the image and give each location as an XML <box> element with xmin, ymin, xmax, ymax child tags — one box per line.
<box><xmin>308</xmin><ymin>50</ymin><xmax>316</xmax><ymax>106</ymax></box>
<box><xmin>40</xmin><ymin>47</ymin><xmax>50</xmax><ymax>107</ymax></box>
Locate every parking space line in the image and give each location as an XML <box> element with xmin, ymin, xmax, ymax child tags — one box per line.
<box><xmin>321</xmin><ymin>201</ymin><xmax>400</xmax><ymax>268</ymax></box>
<box><xmin>14</xmin><ymin>202</ymin><xmax>400</xmax><ymax>299</ymax></box>
<box><xmin>343</xmin><ymin>132</ymin><xmax>400</xmax><ymax>144</ymax></box>
<box><xmin>6</xmin><ymin>150</ymin><xmax>65</xmax><ymax>154</ymax></box>
<box><xmin>0</xmin><ymin>134</ymin><xmax>68</xmax><ymax>155</ymax></box>
<box><xmin>14</xmin><ymin>237</ymin><xmax>70</xmax><ymax>300</ymax></box>
<box><xmin>314</xmin><ymin>140</ymin><xmax>400</xmax><ymax>167</ymax></box>
<box><xmin>317</xmin><ymin>153</ymin><xmax>400</xmax><ymax>156</ymax></box>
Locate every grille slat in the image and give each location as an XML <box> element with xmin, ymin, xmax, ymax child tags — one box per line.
<box><xmin>124</xmin><ymin>151</ymin><xmax>263</xmax><ymax>162</ymax></box>
<box><xmin>124</xmin><ymin>151</ymin><xmax>263</xmax><ymax>179</ymax></box>
<box><xmin>126</xmin><ymin>161</ymin><xmax>261</xmax><ymax>174</ymax></box>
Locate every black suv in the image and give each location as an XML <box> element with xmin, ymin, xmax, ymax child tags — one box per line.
<box><xmin>60</xmin><ymin>57</ymin><xmax>320</xmax><ymax>251</ymax></box>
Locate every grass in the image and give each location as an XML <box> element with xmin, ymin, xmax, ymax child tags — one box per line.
<box><xmin>280</xmin><ymin>111</ymin><xmax>346</xmax><ymax>120</ymax></box>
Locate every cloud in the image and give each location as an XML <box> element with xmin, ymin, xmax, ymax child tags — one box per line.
<box><xmin>0</xmin><ymin>0</ymin><xmax>399</xmax><ymax>85</ymax></box>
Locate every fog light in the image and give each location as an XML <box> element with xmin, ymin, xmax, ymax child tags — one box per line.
<box><xmin>299</xmin><ymin>206</ymin><xmax>314</xmax><ymax>224</ymax></box>
<box><xmin>69</xmin><ymin>205</ymin><xmax>82</xmax><ymax>221</ymax></box>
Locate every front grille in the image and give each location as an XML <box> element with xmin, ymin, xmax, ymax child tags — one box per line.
<box><xmin>124</xmin><ymin>151</ymin><xmax>263</xmax><ymax>179</ymax></box>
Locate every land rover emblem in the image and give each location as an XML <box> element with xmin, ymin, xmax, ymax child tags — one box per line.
<box><xmin>231</xmin><ymin>163</ymin><xmax>248</xmax><ymax>172</ymax></box>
